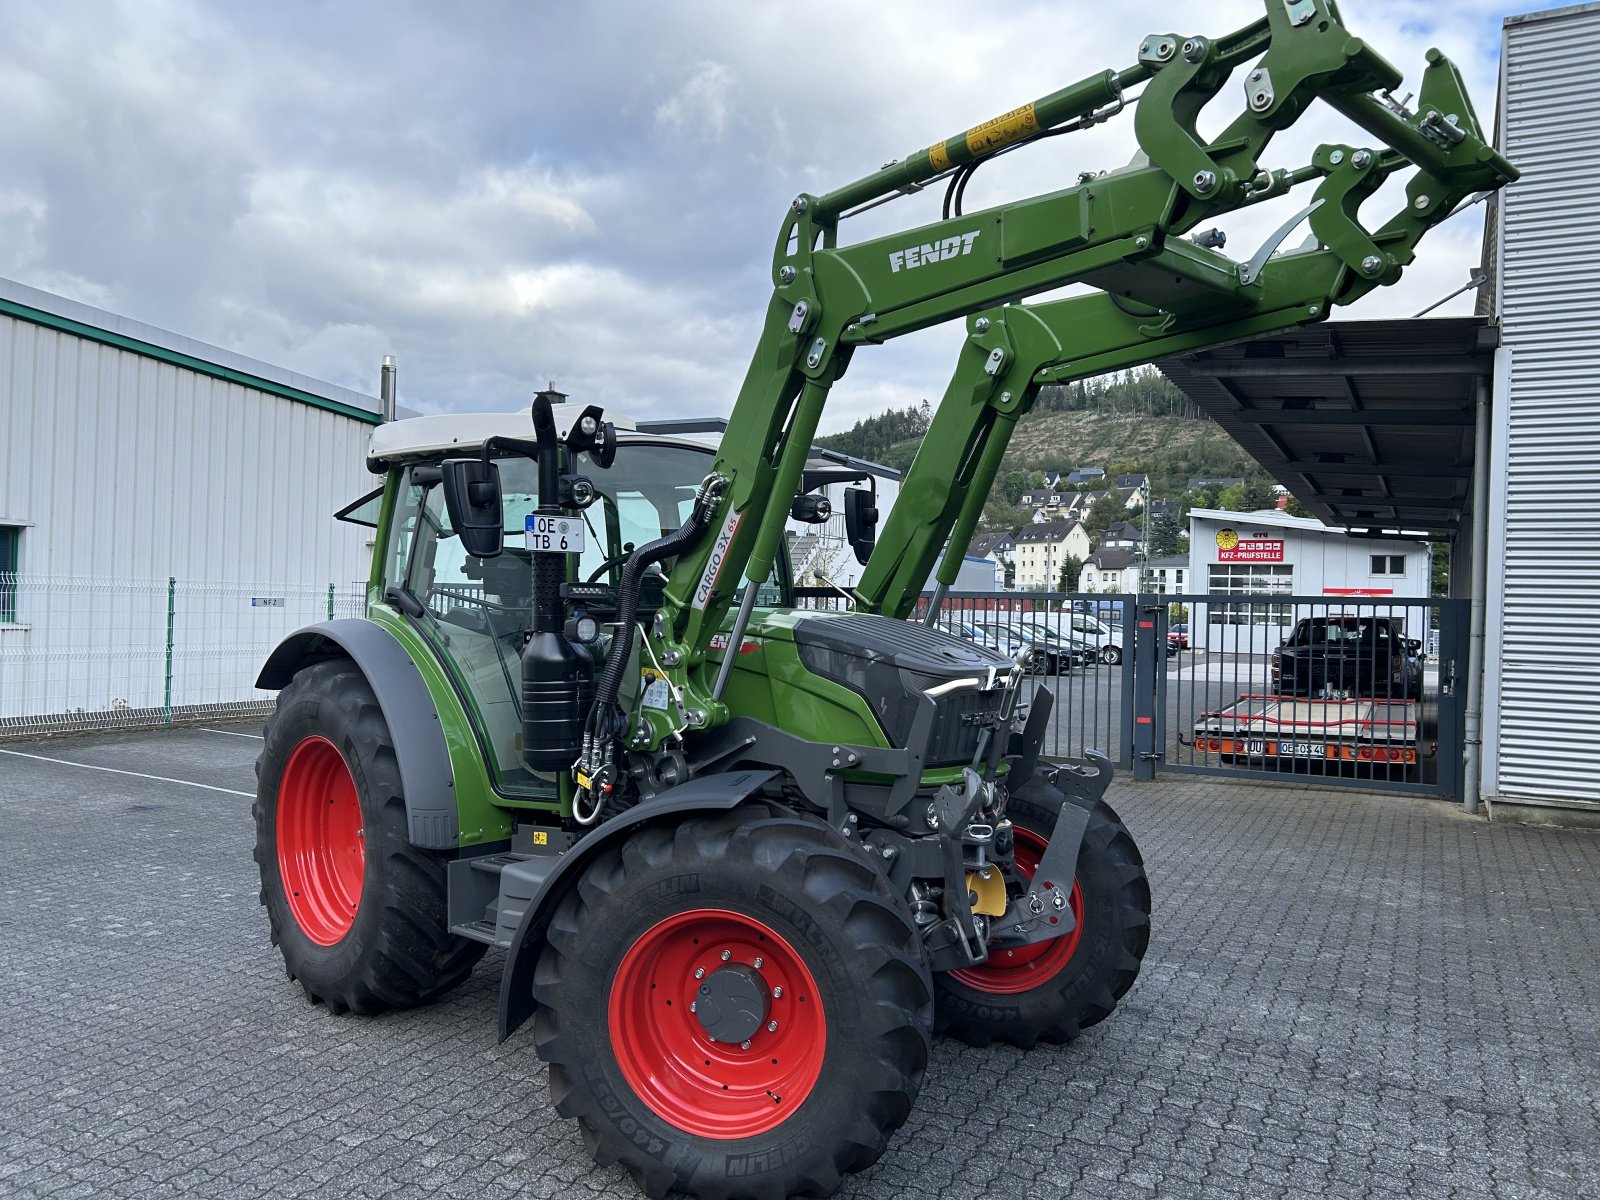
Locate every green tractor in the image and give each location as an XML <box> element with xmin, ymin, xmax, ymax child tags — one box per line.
<box><xmin>253</xmin><ymin>4</ymin><xmax>1512</xmax><ymax>1196</ymax></box>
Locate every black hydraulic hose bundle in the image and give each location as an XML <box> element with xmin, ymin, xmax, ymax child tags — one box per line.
<box><xmin>580</xmin><ymin>474</ymin><xmax>727</xmax><ymax>779</ymax></box>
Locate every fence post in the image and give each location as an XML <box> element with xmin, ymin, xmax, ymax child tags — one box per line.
<box><xmin>327</xmin><ymin>584</ymin><xmax>336</xmax><ymax>621</ymax></box>
<box><xmin>163</xmin><ymin>576</ymin><xmax>176</xmax><ymax>727</ymax></box>
<box><xmin>1131</xmin><ymin>594</ymin><xmax>1161</xmax><ymax>781</ymax></box>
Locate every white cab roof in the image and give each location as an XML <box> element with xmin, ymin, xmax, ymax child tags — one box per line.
<box><xmin>367</xmin><ymin>409</ymin><xmax>643</xmax><ymax>471</ymax></box>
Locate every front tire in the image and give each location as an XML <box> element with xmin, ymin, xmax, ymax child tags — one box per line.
<box><xmin>934</xmin><ymin>783</ymin><xmax>1150</xmax><ymax>1048</ymax></box>
<box><xmin>254</xmin><ymin>659</ymin><xmax>484</xmax><ymax>1015</ymax></box>
<box><xmin>1101</xmin><ymin>644</ymin><xmax>1123</xmax><ymax>665</ymax></box>
<box><xmin>533</xmin><ymin>812</ymin><xmax>933</xmax><ymax>1200</ymax></box>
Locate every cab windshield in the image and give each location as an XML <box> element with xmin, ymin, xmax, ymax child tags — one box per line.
<box><xmin>384</xmin><ymin>441</ymin><xmax>785</xmax><ymax>795</ymax></box>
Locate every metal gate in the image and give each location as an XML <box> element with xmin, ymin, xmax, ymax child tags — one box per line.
<box><xmin>792</xmin><ymin>588</ymin><xmax>1466</xmax><ymax>799</ymax></box>
<box><xmin>1150</xmin><ymin>593</ymin><xmax>1466</xmax><ymax>798</ymax></box>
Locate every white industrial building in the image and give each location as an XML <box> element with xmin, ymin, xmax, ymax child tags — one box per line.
<box><xmin>1184</xmin><ymin>508</ymin><xmax>1430</xmax><ymax>653</ymax></box>
<box><xmin>0</xmin><ymin>278</ymin><xmax>380</xmax><ymax>733</ymax></box>
<box><xmin>1481</xmin><ymin>3</ymin><xmax>1600</xmax><ymax>813</ymax></box>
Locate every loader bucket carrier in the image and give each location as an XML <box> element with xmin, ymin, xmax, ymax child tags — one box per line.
<box><xmin>251</xmin><ymin>4</ymin><xmax>1514</xmax><ymax>1198</ymax></box>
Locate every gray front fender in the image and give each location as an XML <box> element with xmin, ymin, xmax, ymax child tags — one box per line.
<box><xmin>497</xmin><ymin>768</ymin><xmax>780</xmax><ymax>1042</ymax></box>
<box><xmin>257</xmin><ymin>619</ymin><xmax>458</xmax><ymax>849</ymax></box>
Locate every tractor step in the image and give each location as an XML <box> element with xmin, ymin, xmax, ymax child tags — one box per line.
<box><xmin>447</xmin><ymin>851</ymin><xmax>561</xmax><ymax>948</ymax></box>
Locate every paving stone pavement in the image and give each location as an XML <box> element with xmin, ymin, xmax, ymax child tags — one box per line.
<box><xmin>1</xmin><ymin>726</ymin><xmax>1596</xmax><ymax>1199</ymax></box>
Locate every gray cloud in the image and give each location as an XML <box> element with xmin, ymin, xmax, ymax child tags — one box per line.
<box><xmin>1</xmin><ymin>1</ymin><xmax>1533</xmax><ymax>433</ymax></box>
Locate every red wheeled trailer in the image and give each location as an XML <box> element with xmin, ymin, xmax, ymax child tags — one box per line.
<box><xmin>1192</xmin><ymin>694</ymin><xmax>1432</xmax><ymax>781</ymax></box>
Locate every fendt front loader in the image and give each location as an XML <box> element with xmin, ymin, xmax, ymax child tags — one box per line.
<box><xmin>253</xmin><ymin>3</ymin><xmax>1514</xmax><ymax>1196</ymax></box>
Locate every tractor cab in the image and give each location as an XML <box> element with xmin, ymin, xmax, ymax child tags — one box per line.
<box><xmin>350</xmin><ymin>411</ymin><xmax>787</xmax><ymax>797</ymax></box>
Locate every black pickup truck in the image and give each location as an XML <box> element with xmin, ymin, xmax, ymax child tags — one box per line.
<box><xmin>1270</xmin><ymin>616</ymin><xmax>1424</xmax><ymax>701</ymax></box>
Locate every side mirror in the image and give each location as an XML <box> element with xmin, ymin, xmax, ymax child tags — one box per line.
<box><xmin>1408</xmin><ymin>639</ymin><xmax>1423</xmax><ymax>654</ymax></box>
<box><xmin>441</xmin><ymin>458</ymin><xmax>504</xmax><ymax>559</ymax></box>
<box><xmin>843</xmin><ymin>486</ymin><xmax>878</xmax><ymax>565</ymax></box>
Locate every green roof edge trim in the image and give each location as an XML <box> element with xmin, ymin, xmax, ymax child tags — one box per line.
<box><xmin>0</xmin><ymin>296</ymin><xmax>382</xmax><ymax>426</ymax></box>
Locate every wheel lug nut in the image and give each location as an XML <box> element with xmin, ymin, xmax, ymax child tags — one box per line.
<box><xmin>767</xmin><ymin>1021</ymin><xmax>778</xmax><ymax>1033</ymax></box>
<box><xmin>694</xmin><ymin>967</ymin><xmax>705</xmax><ymax>979</ymax></box>
<box><xmin>720</xmin><ymin>949</ymin><xmax>732</xmax><ymax>962</ymax></box>
<box><xmin>772</xmin><ymin>987</ymin><xmax>782</xmax><ymax>998</ymax></box>
<box><xmin>689</xmin><ymin>1001</ymin><xmax>696</xmax><ymax>1013</ymax></box>
<box><xmin>752</xmin><ymin>956</ymin><xmax>764</xmax><ymax>969</ymax></box>
<box><xmin>740</xmin><ymin>1040</ymin><xmax>751</xmax><ymax>1050</ymax></box>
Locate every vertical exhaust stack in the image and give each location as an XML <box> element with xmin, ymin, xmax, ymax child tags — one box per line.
<box><xmin>521</xmin><ymin>389</ymin><xmax>592</xmax><ymax>772</ymax></box>
<box><xmin>379</xmin><ymin>355</ymin><xmax>398</xmax><ymax>423</ymax></box>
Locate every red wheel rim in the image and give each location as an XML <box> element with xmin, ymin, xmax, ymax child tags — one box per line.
<box><xmin>608</xmin><ymin>908</ymin><xmax>826</xmax><ymax>1139</ymax></box>
<box><xmin>276</xmin><ymin>735</ymin><xmax>365</xmax><ymax>946</ymax></box>
<box><xmin>948</xmin><ymin>825</ymin><xmax>1083</xmax><ymax>995</ymax></box>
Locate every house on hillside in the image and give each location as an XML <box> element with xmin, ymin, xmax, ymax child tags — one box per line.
<box><xmin>1142</xmin><ymin>554</ymin><xmax>1189</xmax><ymax>594</ymax></box>
<box><xmin>1099</xmin><ymin>520</ymin><xmax>1143</xmax><ymax>550</ymax></box>
<box><xmin>1060</xmin><ymin>491</ymin><xmax>1094</xmax><ymax>519</ymax></box>
<box><xmin>970</xmin><ymin>530</ymin><xmax>1015</xmax><ymax>570</ymax></box>
<box><xmin>1080</xmin><ymin>548</ymin><xmax>1140</xmax><ymax>593</ymax></box>
<box><xmin>1113</xmin><ymin>473</ymin><xmax>1149</xmax><ymax>490</ymax></box>
<box><xmin>1041</xmin><ymin>469</ymin><xmax>1062</xmax><ymax>487</ymax></box>
<box><xmin>1066</xmin><ymin>466</ymin><xmax>1106</xmax><ymax>485</ymax></box>
<box><xmin>1117</xmin><ymin>486</ymin><xmax>1145</xmax><ymax>511</ymax></box>
<box><xmin>1013</xmin><ymin>521</ymin><xmax>1092</xmax><ymax>588</ymax></box>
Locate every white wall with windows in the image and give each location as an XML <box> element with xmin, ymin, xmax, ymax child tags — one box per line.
<box><xmin>1184</xmin><ymin>508</ymin><xmax>1430</xmax><ymax>653</ymax></box>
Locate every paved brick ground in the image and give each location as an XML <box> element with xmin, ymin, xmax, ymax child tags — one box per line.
<box><xmin>0</xmin><ymin>726</ymin><xmax>1596</xmax><ymax>1199</ymax></box>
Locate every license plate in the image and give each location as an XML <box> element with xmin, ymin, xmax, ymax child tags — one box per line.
<box><xmin>525</xmin><ymin>514</ymin><xmax>585</xmax><ymax>554</ymax></box>
<box><xmin>1249</xmin><ymin>739</ymin><xmax>1325</xmax><ymax>758</ymax></box>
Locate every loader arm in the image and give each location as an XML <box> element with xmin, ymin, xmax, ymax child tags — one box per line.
<box><xmin>655</xmin><ymin>0</ymin><xmax>1514</xmax><ymax>730</ymax></box>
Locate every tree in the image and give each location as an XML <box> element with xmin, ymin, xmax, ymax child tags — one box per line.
<box><xmin>1216</xmin><ymin>483</ymin><xmax>1247</xmax><ymax>511</ymax></box>
<box><xmin>980</xmin><ymin>496</ymin><xmax>1024</xmax><ymax>534</ymax></box>
<box><xmin>1431</xmin><ymin>541</ymin><xmax>1451</xmax><ymax>597</ymax></box>
<box><xmin>1283</xmin><ymin>494</ymin><xmax>1313</xmax><ymax>519</ymax></box>
<box><xmin>1059</xmin><ymin>555</ymin><xmax>1084</xmax><ymax>592</ymax></box>
<box><xmin>1146</xmin><ymin>508</ymin><xmax>1185</xmax><ymax>557</ymax></box>
<box><xmin>1239</xmin><ymin>479</ymin><xmax>1277</xmax><ymax>512</ymax></box>
<box><xmin>1083</xmin><ymin>490</ymin><xmax>1126</xmax><ymax>535</ymax></box>
<box><xmin>999</xmin><ymin>470</ymin><xmax>1028</xmax><ymax>506</ymax></box>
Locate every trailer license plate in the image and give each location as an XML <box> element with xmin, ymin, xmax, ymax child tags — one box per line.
<box><xmin>525</xmin><ymin>515</ymin><xmax>585</xmax><ymax>554</ymax></box>
<box><xmin>1249</xmin><ymin>740</ymin><xmax>1325</xmax><ymax>758</ymax></box>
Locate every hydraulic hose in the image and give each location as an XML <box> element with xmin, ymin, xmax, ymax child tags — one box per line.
<box><xmin>587</xmin><ymin>475</ymin><xmax>726</xmax><ymax>745</ymax></box>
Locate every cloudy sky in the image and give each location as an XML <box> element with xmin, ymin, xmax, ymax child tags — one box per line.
<box><xmin>0</xmin><ymin>0</ymin><xmax>1542</xmax><ymax>432</ymax></box>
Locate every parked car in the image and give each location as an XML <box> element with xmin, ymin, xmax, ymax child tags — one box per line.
<box><xmin>1271</xmin><ymin>616</ymin><xmax>1423</xmax><ymax>701</ymax></box>
<box><xmin>1047</xmin><ymin>611</ymin><xmax>1126</xmax><ymax>664</ymax></box>
<box><xmin>973</xmin><ymin>621</ymin><xmax>1087</xmax><ymax>674</ymax></box>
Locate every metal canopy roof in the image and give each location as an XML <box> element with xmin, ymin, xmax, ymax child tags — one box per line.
<box><xmin>1158</xmin><ymin>317</ymin><xmax>1495</xmax><ymax>537</ymax></box>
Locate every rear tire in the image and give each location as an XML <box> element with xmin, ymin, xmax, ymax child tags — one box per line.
<box><xmin>934</xmin><ymin>783</ymin><xmax>1150</xmax><ymax>1048</ymax></box>
<box><xmin>533</xmin><ymin>811</ymin><xmax>933</xmax><ymax>1200</ymax></box>
<box><xmin>253</xmin><ymin>659</ymin><xmax>484</xmax><ymax>1015</ymax></box>
<box><xmin>1101</xmin><ymin>644</ymin><xmax>1122</xmax><ymax>665</ymax></box>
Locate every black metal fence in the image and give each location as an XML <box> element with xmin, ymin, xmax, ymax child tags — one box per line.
<box><xmin>793</xmin><ymin>588</ymin><xmax>1467</xmax><ymax>800</ymax></box>
<box><xmin>1159</xmin><ymin>593</ymin><xmax>1464</xmax><ymax>796</ymax></box>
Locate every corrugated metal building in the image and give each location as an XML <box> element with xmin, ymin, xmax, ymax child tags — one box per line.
<box><xmin>1483</xmin><ymin>3</ymin><xmax>1600</xmax><ymax>810</ymax></box>
<box><xmin>0</xmin><ymin>277</ymin><xmax>380</xmax><ymax>732</ymax></box>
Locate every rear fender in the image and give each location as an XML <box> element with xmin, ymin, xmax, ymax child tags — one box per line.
<box><xmin>497</xmin><ymin>768</ymin><xmax>780</xmax><ymax>1042</ymax></box>
<box><xmin>257</xmin><ymin>620</ymin><xmax>458</xmax><ymax>849</ymax></box>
